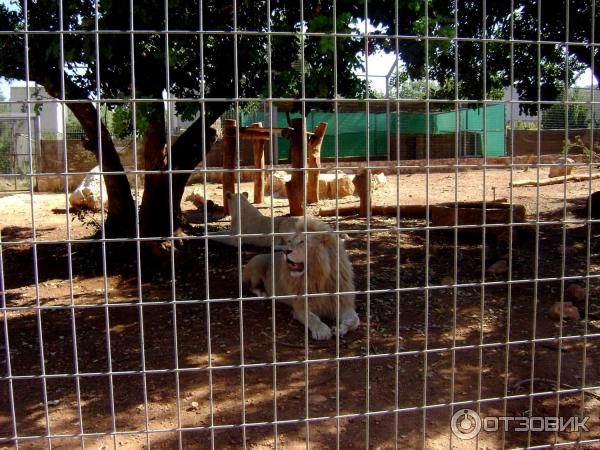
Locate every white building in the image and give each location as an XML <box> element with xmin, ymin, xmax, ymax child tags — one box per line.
<box><xmin>9</xmin><ymin>85</ymin><xmax>64</xmax><ymax>138</ymax></box>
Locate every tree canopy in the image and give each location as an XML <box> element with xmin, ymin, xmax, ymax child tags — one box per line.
<box><xmin>0</xmin><ymin>0</ymin><xmax>598</xmax><ymax>238</ymax></box>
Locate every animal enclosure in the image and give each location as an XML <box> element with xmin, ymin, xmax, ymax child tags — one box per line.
<box><xmin>1</xmin><ymin>1</ymin><xmax>600</xmax><ymax>450</ymax></box>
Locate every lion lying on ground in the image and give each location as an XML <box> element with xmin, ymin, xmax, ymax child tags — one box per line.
<box><xmin>211</xmin><ymin>192</ymin><xmax>299</xmax><ymax>248</ymax></box>
<box><xmin>243</xmin><ymin>218</ymin><xmax>360</xmax><ymax>340</ymax></box>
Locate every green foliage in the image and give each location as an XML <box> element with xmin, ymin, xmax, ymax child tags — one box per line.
<box><xmin>389</xmin><ymin>1</ymin><xmax>591</xmax><ymax>114</ymax></box>
<box><xmin>388</xmin><ymin>74</ymin><xmax>440</xmax><ymax>99</ymax></box>
<box><xmin>109</xmin><ymin>104</ymin><xmax>152</xmax><ymax>139</ymax></box>
<box><xmin>0</xmin><ymin>0</ymin><xmax>385</xmax><ymax>131</ymax></box>
<box><xmin>542</xmin><ymin>88</ymin><xmax>592</xmax><ymax>130</ymax></box>
<box><xmin>562</xmin><ymin>135</ymin><xmax>599</xmax><ymax>160</ymax></box>
<box><xmin>71</xmin><ymin>208</ymin><xmax>102</xmax><ymax>233</ymax></box>
<box><xmin>2</xmin><ymin>0</ymin><xmax>596</xmax><ymax>124</ymax></box>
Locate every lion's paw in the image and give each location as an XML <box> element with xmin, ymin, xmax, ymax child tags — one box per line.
<box><xmin>335</xmin><ymin>311</ymin><xmax>360</xmax><ymax>336</ymax></box>
<box><xmin>311</xmin><ymin>323</ymin><xmax>332</xmax><ymax>340</ymax></box>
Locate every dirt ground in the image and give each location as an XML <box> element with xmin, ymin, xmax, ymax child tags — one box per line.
<box><xmin>1</xmin><ymin>166</ymin><xmax>600</xmax><ymax>449</ymax></box>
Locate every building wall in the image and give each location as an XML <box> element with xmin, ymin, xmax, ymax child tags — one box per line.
<box><xmin>10</xmin><ymin>86</ymin><xmax>64</xmax><ymax>137</ymax></box>
<box><xmin>506</xmin><ymin>128</ymin><xmax>599</xmax><ymax>156</ymax></box>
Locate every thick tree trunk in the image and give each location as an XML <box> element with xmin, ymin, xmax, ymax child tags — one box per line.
<box><xmin>139</xmin><ymin>104</ymin><xmax>169</xmax><ymax>237</ymax></box>
<box><xmin>41</xmin><ymin>81</ymin><xmax>136</xmax><ymax>238</ymax></box>
<box><xmin>138</xmin><ymin>104</ymin><xmax>224</xmax><ymax>237</ymax></box>
<box><xmin>67</xmin><ymin>103</ymin><xmax>136</xmax><ymax>237</ymax></box>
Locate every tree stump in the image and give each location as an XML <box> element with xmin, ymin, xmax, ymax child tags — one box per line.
<box><xmin>307</xmin><ymin>122</ymin><xmax>327</xmax><ymax>204</ymax></box>
<box><xmin>352</xmin><ymin>171</ymin><xmax>371</xmax><ymax>217</ymax></box>
<box><xmin>222</xmin><ymin>119</ymin><xmax>236</xmax><ymax>214</ymax></box>
<box><xmin>251</xmin><ymin>122</ymin><xmax>266</xmax><ymax>204</ymax></box>
<box><xmin>284</xmin><ymin>117</ymin><xmax>306</xmax><ymax>216</ymax></box>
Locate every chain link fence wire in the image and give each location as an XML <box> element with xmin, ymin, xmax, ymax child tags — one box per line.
<box><xmin>0</xmin><ymin>1</ymin><xmax>599</xmax><ymax>449</ymax></box>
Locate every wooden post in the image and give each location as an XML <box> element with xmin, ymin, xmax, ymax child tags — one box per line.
<box><xmin>284</xmin><ymin>117</ymin><xmax>306</xmax><ymax>216</ymax></box>
<box><xmin>223</xmin><ymin>119</ymin><xmax>236</xmax><ymax>214</ymax></box>
<box><xmin>307</xmin><ymin>122</ymin><xmax>327</xmax><ymax>204</ymax></box>
<box><xmin>251</xmin><ymin>122</ymin><xmax>266</xmax><ymax>204</ymax></box>
<box><xmin>352</xmin><ymin>171</ymin><xmax>371</xmax><ymax>217</ymax></box>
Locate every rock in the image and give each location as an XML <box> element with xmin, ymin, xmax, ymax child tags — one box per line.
<box><xmin>372</xmin><ymin>172</ymin><xmax>387</xmax><ymax>190</ymax></box>
<box><xmin>69</xmin><ymin>166</ymin><xmax>108</xmax><ymax>211</ymax></box>
<box><xmin>348</xmin><ymin>171</ymin><xmax>387</xmax><ymax>197</ymax></box>
<box><xmin>320</xmin><ymin>171</ymin><xmax>355</xmax><ymax>198</ymax></box>
<box><xmin>487</xmin><ymin>259</ymin><xmax>508</xmax><ymax>275</ymax></box>
<box><xmin>318</xmin><ymin>177</ymin><xmax>330</xmax><ymax>198</ymax></box>
<box><xmin>548</xmin><ymin>301</ymin><xmax>580</xmax><ymax>321</ymax></box>
<box><xmin>267</xmin><ymin>170</ymin><xmax>356</xmax><ymax>199</ymax></box>
<box><xmin>566</xmin><ymin>284</ymin><xmax>586</xmax><ymax>303</ymax></box>
<box><xmin>548</xmin><ymin>157</ymin><xmax>574</xmax><ymax>178</ymax></box>
<box><xmin>266</xmin><ymin>171</ymin><xmax>290</xmax><ymax>198</ymax></box>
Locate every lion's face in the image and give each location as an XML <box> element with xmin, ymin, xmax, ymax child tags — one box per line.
<box><xmin>284</xmin><ymin>233</ymin><xmax>307</xmax><ymax>278</ymax></box>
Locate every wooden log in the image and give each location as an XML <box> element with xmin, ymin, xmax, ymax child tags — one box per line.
<box><xmin>319</xmin><ymin>204</ymin><xmax>429</xmax><ymax>218</ymax></box>
<box><xmin>285</xmin><ymin>117</ymin><xmax>306</xmax><ymax>216</ymax></box>
<box><xmin>307</xmin><ymin>122</ymin><xmax>327</xmax><ymax>204</ymax></box>
<box><xmin>251</xmin><ymin>122</ymin><xmax>266</xmax><ymax>204</ymax></box>
<box><xmin>431</xmin><ymin>202</ymin><xmax>526</xmax><ymax>228</ymax></box>
<box><xmin>222</xmin><ymin>119</ymin><xmax>236</xmax><ymax>214</ymax></box>
<box><xmin>512</xmin><ymin>173</ymin><xmax>600</xmax><ymax>187</ymax></box>
<box><xmin>352</xmin><ymin>171</ymin><xmax>371</xmax><ymax>217</ymax></box>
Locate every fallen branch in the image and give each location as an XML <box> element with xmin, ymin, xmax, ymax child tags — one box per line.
<box><xmin>512</xmin><ymin>173</ymin><xmax>600</xmax><ymax>187</ymax></box>
<box><xmin>319</xmin><ymin>200</ymin><xmax>510</xmax><ymax>219</ymax></box>
<box><xmin>319</xmin><ymin>204</ymin><xmax>428</xmax><ymax>218</ymax></box>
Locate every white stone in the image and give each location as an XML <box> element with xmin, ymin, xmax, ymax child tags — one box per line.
<box><xmin>318</xmin><ymin>171</ymin><xmax>355</xmax><ymax>198</ymax></box>
<box><xmin>265</xmin><ymin>170</ymin><xmax>291</xmax><ymax>198</ymax></box>
<box><xmin>548</xmin><ymin>157</ymin><xmax>574</xmax><ymax>178</ymax></box>
<box><xmin>69</xmin><ymin>166</ymin><xmax>108</xmax><ymax>211</ymax></box>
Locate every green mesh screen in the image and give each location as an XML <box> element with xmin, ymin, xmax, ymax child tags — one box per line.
<box><xmin>239</xmin><ymin>104</ymin><xmax>505</xmax><ymax>160</ymax></box>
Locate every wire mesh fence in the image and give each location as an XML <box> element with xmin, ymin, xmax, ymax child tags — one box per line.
<box><xmin>1</xmin><ymin>1</ymin><xmax>600</xmax><ymax>449</ymax></box>
<box><xmin>0</xmin><ymin>116</ymin><xmax>40</xmax><ymax>191</ymax></box>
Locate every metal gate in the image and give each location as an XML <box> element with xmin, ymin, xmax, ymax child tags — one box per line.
<box><xmin>0</xmin><ymin>115</ymin><xmax>40</xmax><ymax>192</ymax></box>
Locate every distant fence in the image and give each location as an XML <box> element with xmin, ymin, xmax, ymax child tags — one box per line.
<box><xmin>507</xmin><ymin>128</ymin><xmax>600</xmax><ymax>156</ymax></box>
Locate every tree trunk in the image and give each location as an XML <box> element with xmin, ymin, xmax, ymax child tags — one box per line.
<box><xmin>68</xmin><ymin>102</ymin><xmax>136</xmax><ymax>237</ymax></box>
<box><xmin>138</xmin><ymin>104</ymin><xmax>224</xmax><ymax>237</ymax></box>
<box><xmin>139</xmin><ymin>103</ymin><xmax>169</xmax><ymax>237</ymax></box>
<box><xmin>41</xmin><ymin>81</ymin><xmax>136</xmax><ymax>238</ymax></box>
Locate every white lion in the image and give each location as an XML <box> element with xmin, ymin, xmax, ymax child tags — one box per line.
<box><xmin>211</xmin><ymin>192</ymin><xmax>300</xmax><ymax>248</ymax></box>
<box><xmin>243</xmin><ymin>218</ymin><xmax>359</xmax><ymax>340</ymax></box>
